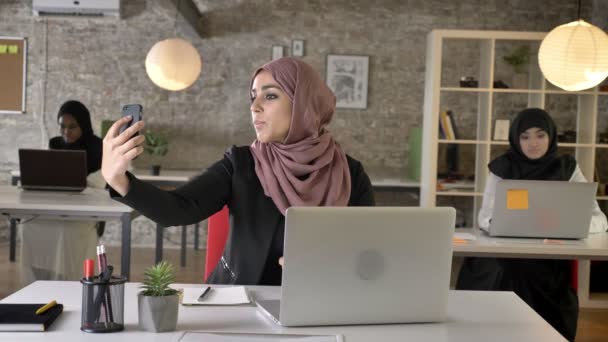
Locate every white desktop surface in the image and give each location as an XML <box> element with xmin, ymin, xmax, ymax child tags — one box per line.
<box><xmin>0</xmin><ymin>281</ymin><xmax>565</xmax><ymax>341</ymax></box>
<box><xmin>453</xmin><ymin>228</ymin><xmax>608</xmax><ymax>260</ymax></box>
<box><xmin>0</xmin><ymin>185</ymin><xmax>131</xmax><ymax>215</ymax></box>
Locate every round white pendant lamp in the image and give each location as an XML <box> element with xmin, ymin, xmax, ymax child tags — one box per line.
<box><xmin>145</xmin><ymin>38</ymin><xmax>202</xmax><ymax>91</ymax></box>
<box><xmin>538</xmin><ymin>19</ymin><xmax>608</xmax><ymax>91</ymax></box>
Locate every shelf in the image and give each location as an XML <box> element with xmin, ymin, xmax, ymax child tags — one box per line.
<box><xmin>436</xmin><ymin>191</ymin><xmax>483</xmax><ymax>197</ymax></box>
<box><xmin>439</xmin><ymin>140</ymin><xmax>599</xmax><ymax>148</ymax></box>
<box><xmin>597</xmin><ymin>196</ymin><xmax>608</xmax><ymax>201</ymax></box>
<box><xmin>557</xmin><ymin>143</ymin><xmax>595</xmax><ymax>148</ymax></box>
<box><xmin>543</xmin><ymin>89</ymin><xmax>596</xmax><ymax>95</ymax></box>
<box><xmin>438</xmin><ymin>139</ymin><xmax>483</xmax><ymax>144</ymax></box>
<box><xmin>440</xmin><ymin>87</ymin><xmax>597</xmax><ymax>95</ymax></box>
<box><xmin>440</xmin><ymin>87</ymin><xmax>492</xmax><ymax>92</ymax></box>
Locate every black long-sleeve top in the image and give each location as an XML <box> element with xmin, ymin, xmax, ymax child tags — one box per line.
<box><xmin>110</xmin><ymin>145</ymin><xmax>375</xmax><ymax>285</ymax></box>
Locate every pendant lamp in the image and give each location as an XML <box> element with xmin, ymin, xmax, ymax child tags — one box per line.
<box><xmin>538</xmin><ymin>1</ymin><xmax>608</xmax><ymax>91</ymax></box>
<box><xmin>144</xmin><ymin>0</ymin><xmax>202</xmax><ymax>91</ymax></box>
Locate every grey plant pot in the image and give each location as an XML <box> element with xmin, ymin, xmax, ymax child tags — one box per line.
<box><xmin>138</xmin><ymin>293</ymin><xmax>179</xmax><ymax>332</ymax></box>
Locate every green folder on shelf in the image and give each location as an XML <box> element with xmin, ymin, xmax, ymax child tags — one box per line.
<box><xmin>408</xmin><ymin>127</ymin><xmax>422</xmax><ymax>182</ymax></box>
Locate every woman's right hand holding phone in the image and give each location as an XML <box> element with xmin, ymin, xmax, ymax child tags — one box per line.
<box><xmin>101</xmin><ymin>116</ymin><xmax>146</xmax><ymax>196</ymax></box>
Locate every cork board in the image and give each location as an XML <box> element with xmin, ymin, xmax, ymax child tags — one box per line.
<box><xmin>0</xmin><ymin>37</ymin><xmax>27</xmax><ymax>114</ymax></box>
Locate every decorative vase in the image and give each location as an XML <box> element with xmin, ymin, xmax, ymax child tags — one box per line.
<box><xmin>151</xmin><ymin>165</ymin><xmax>161</xmax><ymax>176</ymax></box>
<box><xmin>137</xmin><ymin>294</ymin><xmax>179</xmax><ymax>332</ymax></box>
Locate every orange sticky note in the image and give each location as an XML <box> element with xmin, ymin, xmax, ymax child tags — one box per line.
<box><xmin>507</xmin><ymin>189</ymin><xmax>528</xmax><ymax>210</ymax></box>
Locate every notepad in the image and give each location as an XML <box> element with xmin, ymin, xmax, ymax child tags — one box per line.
<box><xmin>182</xmin><ymin>286</ymin><xmax>251</xmax><ymax>305</ymax></box>
<box><xmin>178</xmin><ymin>331</ymin><xmax>343</xmax><ymax>342</ymax></box>
<box><xmin>0</xmin><ymin>303</ymin><xmax>63</xmax><ymax>331</ymax></box>
<box><xmin>506</xmin><ymin>189</ymin><xmax>528</xmax><ymax>210</ymax></box>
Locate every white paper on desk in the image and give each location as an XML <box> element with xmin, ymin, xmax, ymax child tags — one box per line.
<box><xmin>454</xmin><ymin>232</ymin><xmax>477</xmax><ymax>241</ymax></box>
<box><xmin>179</xmin><ymin>332</ymin><xmax>343</xmax><ymax>342</ymax></box>
<box><xmin>182</xmin><ymin>286</ymin><xmax>251</xmax><ymax>305</ymax></box>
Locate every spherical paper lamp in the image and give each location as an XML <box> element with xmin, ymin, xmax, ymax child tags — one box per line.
<box><xmin>145</xmin><ymin>38</ymin><xmax>202</xmax><ymax>91</ymax></box>
<box><xmin>539</xmin><ymin>20</ymin><xmax>608</xmax><ymax>91</ymax></box>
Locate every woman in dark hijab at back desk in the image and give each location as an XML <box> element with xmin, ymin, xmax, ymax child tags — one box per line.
<box><xmin>456</xmin><ymin>108</ymin><xmax>607</xmax><ymax>341</ymax></box>
<box><xmin>20</xmin><ymin>100</ymin><xmax>105</xmax><ymax>286</ymax></box>
<box><xmin>49</xmin><ymin>100</ymin><xmax>103</xmax><ymax>175</ymax></box>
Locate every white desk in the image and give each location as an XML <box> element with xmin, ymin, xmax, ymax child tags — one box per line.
<box><xmin>454</xmin><ymin>228</ymin><xmax>608</xmax><ymax>308</ymax></box>
<box><xmin>0</xmin><ymin>186</ymin><xmax>135</xmax><ymax>279</ymax></box>
<box><xmin>453</xmin><ymin>228</ymin><xmax>608</xmax><ymax>260</ymax></box>
<box><xmin>10</xmin><ymin>169</ymin><xmax>203</xmax><ymax>268</ymax></box>
<box><xmin>0</xmin><ymin>281</ymin><xmax>565</xmax><ymax>341</ymax></box>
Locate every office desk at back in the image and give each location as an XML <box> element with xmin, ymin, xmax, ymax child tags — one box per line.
<box><xmin>9</xmin><ymin>169</ymin><xmax>420</xmax><ymax>269</ymax></box>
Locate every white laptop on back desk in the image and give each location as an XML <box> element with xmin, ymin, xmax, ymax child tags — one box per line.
<box><xmin>487</xmin><ymin>180</ymin><xmax>597</xmax><ymax>239</ymax></box>
<box><xmin>255</xmin><ymin>207</ymin><xmax>456</xmax><ymax>327</ymax></box>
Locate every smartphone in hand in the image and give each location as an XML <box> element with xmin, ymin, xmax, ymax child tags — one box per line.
<box><xmin>119</xmin><ymin>104</ymin><xmax>143</xmax><ymax>136</ymax></box>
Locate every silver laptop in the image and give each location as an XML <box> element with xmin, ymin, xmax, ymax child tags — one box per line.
<box><xmin>487</xmin><ymin>180</ymin><xmax>597</xmax><ymax>239</ymax></box>
<box><xmin>256</xmin><ymin>206</ymin><xmax>456</xmax><ymax>327</ymax></box>
<box><xmin>19</xmin><ymin>149</ymin><xmax>87</xmax><ymax>192</ymax></box>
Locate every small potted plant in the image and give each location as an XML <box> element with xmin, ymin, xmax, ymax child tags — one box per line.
<box><xmin>503</xmin><ymin>45</ymin><xmax>531</xmax><ymax>89</ymax></box>
<box><xmin>143</xmin><ymin>129</ymin><xmax>169</xmax><ymax>175</ymax></box>
<box><xmin>138</xmin><ymin>261</ymin><xmax>179</xmax><ymax>332</ymax></box>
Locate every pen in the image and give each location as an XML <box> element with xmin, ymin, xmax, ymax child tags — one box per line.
<box><xmin>197</xmin><ymin>286</ymin><xmax>212</xmax><ymax>302</ymax></box>
<box><xmin>36</xmin><ymin>300</ymin><xmax>57</xmax><ymax>315</ymax></box>
<box><xmin>96</xmin><ymin>246</ymin><xmax>110</xmax><ymax>323</ymax></box>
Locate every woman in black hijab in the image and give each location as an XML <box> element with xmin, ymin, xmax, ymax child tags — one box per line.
<box><xmin>456</xmin><ymin>108</ymin><xmax>607</xmax><ymax>341</ymax></box>
<box><xmin>49</xmin><ymin>100</ymin><xmax>102</xmax><ymax>175</ymax></box>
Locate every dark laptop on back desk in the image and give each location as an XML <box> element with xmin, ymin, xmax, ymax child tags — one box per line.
<box><xmin>19</xmin><ymin>149</ymin><xmax>87</xmax><ymax>192</ymax></box>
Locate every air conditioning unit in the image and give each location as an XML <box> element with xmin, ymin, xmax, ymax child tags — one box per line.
<box><xmin>32</xmin><ymin>0</ymin><xmax>120</xmax><ymax>18</ymax></box>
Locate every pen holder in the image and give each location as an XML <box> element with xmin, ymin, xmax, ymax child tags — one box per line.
<box><xmin>80</xmin><ymin>275</ymin><xmax>127</xmax><ymax>333</ymax></box>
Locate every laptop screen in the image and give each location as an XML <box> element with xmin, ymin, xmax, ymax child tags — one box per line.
<box><xmin>18</xmin><ymin>149</ymin><xmax>87</xmax><ymax>190</ymax></box>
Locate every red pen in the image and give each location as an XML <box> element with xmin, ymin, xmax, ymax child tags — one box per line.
<box><xmin>83</xmin><ymin>259</ymin><xmax>95</xmax><ymax>281</ymax></box>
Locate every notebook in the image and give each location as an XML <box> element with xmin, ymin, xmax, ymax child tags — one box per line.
<box><xmin>256</xmin><ymin>207</ymin><xmax>456</xmax><ymax>327</ymax></box>
<box><xmin>0</xmin><ymin>303</ymin><xmax>63</xmax><ymax>331</ymax></box>
<box><xmin>182</xmin><ymin>286</ymin><xmax>251</xmax><ymax>305</ymax></box>
<box><xmin>19</xmin><ymin>149</ymin><xmax>87</xmax><ymax>191</ymax></box>
<box><xmin>488</xmin><ymin>180</ymin><xmax>597</xmax><ymax>239</ymax></box>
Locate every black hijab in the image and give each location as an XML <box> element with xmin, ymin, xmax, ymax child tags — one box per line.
<box><xmin>49</xmin><ymin>100</ymin><xmax>103</xmax><ymax>175</ymax></box>
<box><xmin>488</xmin><ymin>108</ymin><xmax>576</xmax><ymax>180</ymax></box>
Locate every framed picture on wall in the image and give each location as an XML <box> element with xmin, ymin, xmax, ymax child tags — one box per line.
<box><xmin>271</xmin><ymin>45</ymin><xmax>284</xmax><ymax>60</ymax></box>
<box><xmin>326</xmin><ymin>54</ymin><xmax>368</xmax><ymax>109</ymax></box>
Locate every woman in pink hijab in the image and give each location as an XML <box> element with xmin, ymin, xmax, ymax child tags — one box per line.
<box><xmin>102</xmin><ymin>57</ymin><xmax>375</xmax><ymax>285</ymax></box>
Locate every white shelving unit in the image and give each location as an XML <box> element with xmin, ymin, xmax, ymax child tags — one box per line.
<box><xmin>421</xmin><ymin>29</ymin><xmax>608</xmax><ymax>308</ymax></box>
<box><xmin>421</xmin><ymin>29</ymin><xmax>608</xmax><ymax>227</ymax></box>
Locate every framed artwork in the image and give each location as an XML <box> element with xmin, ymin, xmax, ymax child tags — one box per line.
<box><xmin>271</xmin><ymin>45</ymin><xmax>284</xmax><ymax>60</ymax></box>
<box><xmin>292</xmin><ymin>39</ymin><xmax>304</xmax><ymax>57</ymax></box>
<box><xmin>326</xmin><ymin>54</ymin><xmax>368</xmax><ymax>109</ymax></box>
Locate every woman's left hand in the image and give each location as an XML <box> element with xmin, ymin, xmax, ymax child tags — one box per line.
<box><xmin>278</xmin><ymin>257</ymin><xmax>284</xmax><ymax>267</ymax></box>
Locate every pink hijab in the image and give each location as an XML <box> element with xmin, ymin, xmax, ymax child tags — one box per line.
<box><xmin>249</xmin><ymin>57</ymin><xmax>351</xmax><ymax>215</ymax></box>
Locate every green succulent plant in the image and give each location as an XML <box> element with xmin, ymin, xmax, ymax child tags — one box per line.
<box><xmin>140</xmin><ymin>261</ymin><xmax>178</xmax><ymax>297</ymax></box>
<box><xmin>503</xmin><ymin>45</ymin><xmax>531</xmax><ymax>74</ymax></box>
<box><xmin>143</xmin><ymin>130</ymin><xmax>169</xmax><ymax>157</ymax></box>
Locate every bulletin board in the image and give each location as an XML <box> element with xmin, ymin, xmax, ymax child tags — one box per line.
<box><xmin>0</xmin><ymin>37</ymin><xmax>27</xmax><ymax>114</ymax></box>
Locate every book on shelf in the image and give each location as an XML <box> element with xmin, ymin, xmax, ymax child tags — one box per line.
<box><xmin>439</xmin><ymin>111</ymin><xmax>454</xmax><ymax>140</ymax></box>
<box><xmin>436</xmin><ymin>179</ymin><xmax>475</xmax><ymax>191</ymax></box>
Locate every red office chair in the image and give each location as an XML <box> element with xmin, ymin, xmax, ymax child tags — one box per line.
<box><xmin>204</xmin><ymin>206</ymin><xmax>229</xmax><ymax>282</ymax></box>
